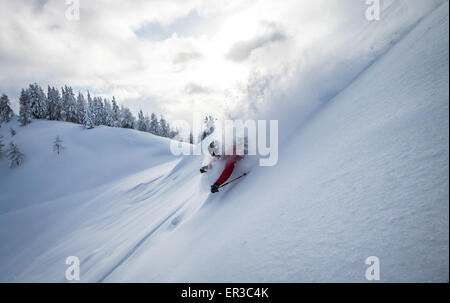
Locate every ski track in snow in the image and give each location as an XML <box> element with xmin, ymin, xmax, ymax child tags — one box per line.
<box><xmin>97</xmin><ymin>201</ymin><xmax>187</xmax><ymax>282</ymax></box>
<box><xmin>97</xmin><ymin>155</ymin><xmax>220</xmax><ymax>282</ymax></box>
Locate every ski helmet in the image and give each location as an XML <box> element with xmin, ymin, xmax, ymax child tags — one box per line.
<box><xmin>208</xmin><ymin>140</ymin><xmax>220</xmax><ymax>157</ymax></box>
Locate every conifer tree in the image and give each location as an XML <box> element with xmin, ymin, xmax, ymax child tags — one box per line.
<box><xmin>86</xmin><ymin>92</ymin><xmax>96</xmax><ymax>127</ymax></box>
<box><xmin>61</xmin><ymin>86</ymin><xmax>77</xmax><ymax>122</ymax></box>
<box><xmin>28</xmin><ymin>83</ymin><xmax>47</xmax><ymax>119</ymax></box>
<box><xmin>136</xmin><ymin>109</ymin><xmax>148</xmax><ymax>132</ymax></box>
<box><xmin>84</xmin><ymin>101</ymin><xmax>94</xmax><ymax>129</ymax></box>
<box><xmin>111</xmin><ymin>97</ymin><xmax>120</xmax><ymax>127</ymax></box>
<box><xmin>93</xmin><ymin>97</ymin><xmax>105</xmax><ymax>126</ymax></box>
<box><xmin>7</xmin><ymin>142</ymin><xmax>24</xmax><ymax>168</ymax></box>
<box><xmin>75</xmin><ymin>92</ymin><xmax>86</xmax><ymax>124</ymax></box>
<box><xmin>0</xmin><ymin>94</ymin><xmax>14</xmax><ymax>123</ymax></box>
<box><xmin>159</xmin><ymin>115</ymin><xmax>169</xmax><ymax>137</ymax></box>
<box><xmin>47</xmin><ymin>86</ymin><xmax>62</xmax><ymax>121</ymax></box>
<box><xmin>120</xmin><ymin>106</ymin><xmax>135</xmax><ymax>129</ymax></box>
<box><xmin>103</xmin><ymin>99</ymin><xmax>114</xmax><ymax>127</ymax></box>
<box><xmin>149</xmin><ymin>113</ymin><xmax>159</xmax><ymax>135</ymax></box>
<box><xmin>19</xmin><ymin>89</ymin><xmax>32</xmax><ymax>126</ymax></box>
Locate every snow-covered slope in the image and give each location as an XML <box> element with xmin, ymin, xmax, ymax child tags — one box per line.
<box><xmin>0</xmin><ymin>120</ymin><xmax>177</xmax><ymax>214</ymax></box>
<box><xmin>0</xmin><ymin>2</ymin><xmax>448</xmax><ymax>282</ymax></box>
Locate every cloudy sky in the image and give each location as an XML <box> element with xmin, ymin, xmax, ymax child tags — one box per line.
<box><xmin>0</xmin><ymin>0</ymin><xmax>441</xmax><ymax>124</ymax></box>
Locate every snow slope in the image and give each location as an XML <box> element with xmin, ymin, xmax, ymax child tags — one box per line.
<box><xmin>0</xmin><ymin>2</ymin><xmax>448</xmax><ymax>282</ymax></box>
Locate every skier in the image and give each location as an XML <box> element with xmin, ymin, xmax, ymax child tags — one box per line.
<box><xmin>200</xmin><ymin>140</ymin><xmax>244</xmax><ymax>193</ymax></box>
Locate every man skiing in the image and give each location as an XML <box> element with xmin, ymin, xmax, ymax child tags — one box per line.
<box><xmin>200</xmin><ymin>140</ymin><xmax>244</xmax><ymax>193</ymax></box>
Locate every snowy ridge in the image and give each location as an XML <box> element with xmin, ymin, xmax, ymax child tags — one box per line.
<box><xmin>0</xmin><ymin>2</ymin><xmax>448</xmax><ymax>282</ymax></box>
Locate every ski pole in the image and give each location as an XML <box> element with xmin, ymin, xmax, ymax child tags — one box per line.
<box><xmin>219</xmin><ymin>173</ymin><xmax>248</xmax><ymax>188</ymax></box>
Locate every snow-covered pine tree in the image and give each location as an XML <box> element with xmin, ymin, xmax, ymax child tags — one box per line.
<box><xmin>19</xmin><ymin>89</ymin><xmax>32</xmax><ymax>126</ymax></box>
<box><xmin>0</xmin><ymin>94</ymin><xmax>14</xmax><ymax>124</ymax></box>
<box><xmin>86</xmin><ymin>92</ymin><xmax>96</xmax><ymax>127</ymax></box>
<box><xmin>144</xmin><ymin>113</ymin><xmax>150</xmax><ymax>132</ymax></box>
<box><xmin>111</xmin><ymin>97</ymin><xmax>120</xmax><ymax>127</ymax></box>
<box><xmin>46</xmin><ymin>86</ymin><xmax>62</xmax><ymax>121</ymax></box>
<box><xmin>136</xmin><ymin>109</ymin><xmax>148</xmax><ymax>132</ymax></box>
<box><xmin>91</xmin><ymin>95</ymin><xmax>100</xmax><ymax>126</ymax></box>
<box><xmin>53</xmin><ymin>135</ymin><xmax>64</xmax><ymax>155</ymax></box>
<box><xmin>84</xmin><ymin>100</ymin><xmax>94</xmax><ymax>129</ymax></box>
<box><xmin>28</xmin><ymin>83</ymin><xmax>48</xmax><ymax>119</ymax></box>
<box><xmin>103</xmin><ymin>99</ymin><xmax>114</xmax><ymax>127</ymax></box>
<box><xmin>100</xmin><ymin>98</ymin><xmax>107</xmax><ymax>126</ymax></box>
<box><xmin>120</xmin><ymin>106</ymin><xmax>135</xmax><ymax>129</ymax></box>
<box><xmin>159</xmin><ymin>115</ymin><xmax>169</xmax><ymax>137</ymax></box>
<box><xmin>68</xmin><ymin>87</ymin><xmax>77</xmax><ymax>123</ymax></box>
<box><xmin>149</xmin><ymin>113</ymin><xmax>159</xmax><ymax>135</ymax></box>
<box><xmin>94</xmin><ymin>97</ymin><xmax>105</xmax><ymax>126</ymax></box>
<box><xmin>60</xmin><ymin>86</ymin><xmax>67</xmax><ymax>121</ymax></box>
<box><xmin>91</xmin><ymin>96</ymin><xmax>98</xmax><ymax>125</ymax></box>
<box><xmin>90</xmin><ymin>96</ymin><xmax>98</xmax><ymax>125</ymax></box>
<box><xmin>61</xmin><ymin>86</ymin><xmax>77</xmax><ymax>123</ymax></box>
<box><xmin>7</xmin><ymin>142</ymin><xmax>24</xmax><ymax>168</ymax></box>
<box><xmin>75</xmin><ymin>92</ymin><xmax>86</xmax><ymax>124</ymax></box>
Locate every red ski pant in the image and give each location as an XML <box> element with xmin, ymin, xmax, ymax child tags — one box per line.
<box><xmin>215</xmin><ymin>160</ymin><xmax>236</xmax><ymax>185</ymax></box>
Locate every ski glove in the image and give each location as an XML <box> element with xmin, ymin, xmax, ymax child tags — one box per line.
<box><xmin>210</xmin><ymin>183</ymin><xmax>220</xmax><ymax>193</ymax></box>
<box><xmin>200</xmin><ymin>166</ymin><xmax>208</xmax><ymax>174</ymax></box>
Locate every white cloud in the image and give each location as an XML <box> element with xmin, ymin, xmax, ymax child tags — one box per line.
<box><xmin>0</xmin><ymin>0</ymin><xmax>444</xmax><ymax>124</ymax></box>
<box><xmin>226</xmin><ymin>21</ymin><xmax>286</xmax><ymax>62</ymax></box>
